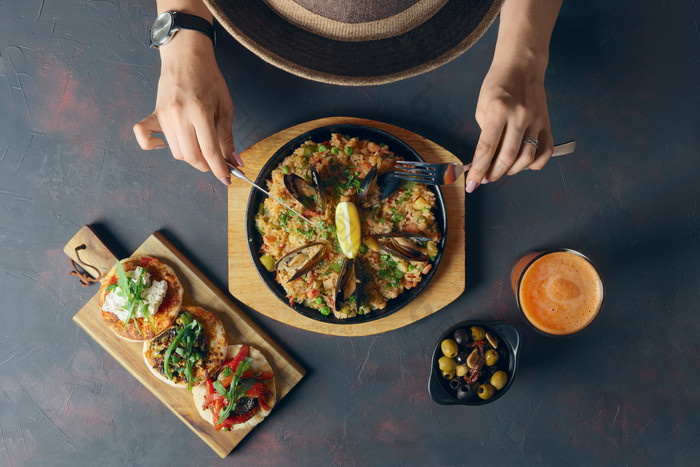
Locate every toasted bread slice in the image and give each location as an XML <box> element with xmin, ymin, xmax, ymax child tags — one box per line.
<box><xmin>143</xmin><ymin>306</ymin><xmax>228</xmax><ymax>389</ymax></box>
<box><xmin>99</xmin><ymin>256</ymin><xmax>184</xmax><ymax>341</ymax></box>
<box><xmin>192</xmin><ymin>345</ymin><xmax>276</xmax><ymax>431</ymax></box>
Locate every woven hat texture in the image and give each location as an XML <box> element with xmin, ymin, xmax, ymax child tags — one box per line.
<box><xmin>204</xmin><ymin>0</ymin><xmax>503</xmax><ymax>85</ymax></box>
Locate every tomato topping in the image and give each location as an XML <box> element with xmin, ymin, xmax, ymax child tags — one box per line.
<box><xmin>259</xmin><ymin>395</ymin><xmax>271</xmax><ymax>412</ymax></box>
<box><xmin>245</xmin><ymin>382</ymin><xmax>270</xmax><ymax>399</ymax></box>
<box><xmin>225</xmin><ymin>345</ymin><xmax>250</xmax><ymax>373</ymax></box>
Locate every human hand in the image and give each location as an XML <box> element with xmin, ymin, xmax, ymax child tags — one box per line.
<box><xmin>465</xmin><ymin>58</ymin><xmax>554</xmax><ymax>193</ymax></box>
<box><xmin>133</xmin><ymin>29</ymin><xmax>241</xmax><ymax>185</ymax></box>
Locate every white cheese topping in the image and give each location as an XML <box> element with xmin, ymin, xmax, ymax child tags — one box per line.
<box><xmin>102</xmin><ymin>266</ymin><xmax>167</xmax><ymax>322</ymax></box>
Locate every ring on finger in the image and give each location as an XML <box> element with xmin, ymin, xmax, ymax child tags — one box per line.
<box><xmin>521</xmin><ymin>136</ymin><xmax>540</xmax><ymax>151</ymax></box>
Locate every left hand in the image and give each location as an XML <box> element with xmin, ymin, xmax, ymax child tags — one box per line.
<box><xmin>465</xmin><ymin>58</ymin><xmax>554</xmax><ymax>193</ymax></box>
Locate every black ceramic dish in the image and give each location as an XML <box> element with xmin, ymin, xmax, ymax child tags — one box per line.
<box><xmin>428</xmin><ymin>321</ymin><xmax>521</xmax><ymax>405</ymax></box>
<box><xmin>245</xmin><ymin>124</ymin><xmax>448</xmax><ymax>325</ymax></box>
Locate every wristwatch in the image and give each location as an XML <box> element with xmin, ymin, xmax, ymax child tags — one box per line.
<box><xmin>149</xmin><ymin>11</ymin><xmax>215</xmax><ymax>48</ymax></box>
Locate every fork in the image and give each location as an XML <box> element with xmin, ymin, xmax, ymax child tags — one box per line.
<box><xmin>394</xmin><ymin>141</ymin><xmax>576</xmax><ymax>185</ymax></box>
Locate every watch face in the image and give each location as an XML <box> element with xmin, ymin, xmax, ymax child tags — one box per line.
<box><xmin>150</xmin><ymin>12</ymin><xmax>173</xmax><ymax>45</ymax></box>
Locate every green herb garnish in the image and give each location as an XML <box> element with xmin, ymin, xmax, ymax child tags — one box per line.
<box><xmin>163</xmin><ymin>312</ymin><xmax>203</xmax><ymax>390</ymax></box>
<box><xmin>214</xmin><ymin>357</ymin><xmax>255</xmax><ymax>424</ymax></box>
<box><xmin>114</xmin><ymin>262</ymin><xmax>156</xmax><ymax>335</ymax></box>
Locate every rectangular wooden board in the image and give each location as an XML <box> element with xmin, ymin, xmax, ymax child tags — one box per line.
<box><xmin>72</xmin><ymin>230</ymin><xmax>305</xmax><ymax>458</ymax></box>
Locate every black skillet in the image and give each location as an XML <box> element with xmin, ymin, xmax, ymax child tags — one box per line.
<box><xmin>245</xmin><ymin>124</ymin><xmax>448</xmax><ymax>325</ymax></box>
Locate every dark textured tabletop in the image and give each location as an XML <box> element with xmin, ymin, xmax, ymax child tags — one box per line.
<box><xmin>1</xmin><ymin>1</ymin><xmax>698</xmax><ymax>465</ymax></box>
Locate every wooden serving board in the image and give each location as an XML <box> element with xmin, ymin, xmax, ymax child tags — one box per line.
<box><xmin>228</xmin><ymin>117</ymin><xmax>465</xmax><ymax>336</ymax></box>
<box><xmin>67</xmin><ymin>226</ymin><xmax>305</xmax><ymax>458</ymax></box>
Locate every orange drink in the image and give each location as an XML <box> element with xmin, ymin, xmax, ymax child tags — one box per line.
<box><xmin>510</xmin><ymin>249</ymin><xmax>603</xmax><ymax>336</ymax></box>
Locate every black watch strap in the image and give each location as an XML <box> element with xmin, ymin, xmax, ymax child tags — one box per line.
<box><xmin>173</xmin><ymin>12</ymin><xmax>215</xmax><ymax>46</ymax></box>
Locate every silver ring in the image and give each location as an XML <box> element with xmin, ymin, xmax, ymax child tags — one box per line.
<box><xmin>522</xmin><ymin>136</ymin><xmax>540</xmax><ymax>151</ymax></box>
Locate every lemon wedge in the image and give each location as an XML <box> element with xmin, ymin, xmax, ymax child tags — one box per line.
<box><xmin>335</xmin><ymin>201</ymin><xmax>361</xmax><ymax>258</ymax></box>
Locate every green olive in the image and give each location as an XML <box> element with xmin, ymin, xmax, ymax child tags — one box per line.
<box><xmin>454</xmin><ymin>364</ymin><xmax>468</xmax><ymax>377</ymax></box>
<box><xmin>477</xmin><ymin>383</ymin><xmax>495</xmax><ymax>400</ymax></box>
<box><xmin>440</xmin><ymin>338</ymin><xmax>458</xmax><ymax>358</ymax></box>
<box><xmin>485</xmin><ymin>349</ymin><xmax>499</xmax><ymax>366</ymax></box>
<box><xmin>441</xmin><ymin>369</ymin><xmax>455</xmax><ymax>380</ymax></box>
<box><xmin>490</xmin><ymin>371</ymin><xmax>508</xmax><ymax>390</ymax></box>
<box><xmin>471</xmin><ymin>326</ymin><xmax>486</xmax><ymax>341</ymax></box>
<box><xmin>438</xmin><ymin>356</ymin><xmax>456</xmax><ymax>372</ymax></box>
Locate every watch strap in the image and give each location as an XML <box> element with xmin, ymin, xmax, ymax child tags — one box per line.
<box><xmin>172</xmin><ymin>11</ymin><xmax>216</xmax><ymax>46</ymax></box>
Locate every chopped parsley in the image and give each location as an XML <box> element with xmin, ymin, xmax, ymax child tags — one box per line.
<box><xmin>378</xmin><ymin>254</ymin><xmax>403</xmax><ymax>288</ymax></box>
<box><xmin>391</xmin><ymin>208</ymin><xmax>404</xmax><ymax>223</ymax></box>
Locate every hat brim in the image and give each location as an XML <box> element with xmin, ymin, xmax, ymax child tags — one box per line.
<box><xmin>204</xmin><ymin>0</ymin><xmax>503</xmax><ymax>86</ymax></box>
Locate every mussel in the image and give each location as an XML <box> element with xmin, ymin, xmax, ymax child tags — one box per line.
<box><xmin>276</xmin><ymin>242</ymin><xmax>328</xmax><ymax>282</ymax></box>
<box><xmin>283</xmin><ymin>166</ymin><xmax>326</xmax><ymax>213</ymax></box>
<box><xmin>377</xmin><ymin>171</ymin><xmax>401</xmax><ymax>200</ymax></box>
<box><xmin>334</xmin><ymin>258</ymin><xmax>364</xmax><ymax>312</ymax></box>
<box><xmin>357</xmin><ymin>165</ymin><xmax>378</xmax><ymax>205</ymax></box>
<box><xmin>373</xmin><ymin>232</ymin><xmax>432</xmax><ymax>262</ymax></box>
<box><xmin>357</xmin><ymin>165</ymin><xmax>401</xmax><ymax>203</ymax></box>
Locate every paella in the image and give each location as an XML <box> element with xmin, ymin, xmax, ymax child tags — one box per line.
<box><xmin>254</xmin><ymin>133</ymin><xmax>442</xmax><ymax>319</ymax></box>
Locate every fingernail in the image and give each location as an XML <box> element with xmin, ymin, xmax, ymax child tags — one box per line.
<box><xmin>154</xmin><ymin>145</ymin><xmax>168</xmax><ymax>150</ymax></box>
<box><xmin>232</xmin><ymin>151</ymin><xmax>244</xmax><ymax>167</ymax></box>
<box><xmin>481</xmin><ymin>178</ymin><xmax>489</xmax><ymax>185</ymax></box>
<box><xmin>219</xmin><ymin>176</ymin><xmax>231</xmax><ymax>186</ymax></box>
<box><xmin>466</xmin><ymin>180</ymin><xmax>479</xmax><ymax>193</ymax></box>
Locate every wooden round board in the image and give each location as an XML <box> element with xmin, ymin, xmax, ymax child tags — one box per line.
<box><xmin>228</xmin><ymin>117</ymin><xmax>465</xmax><ymax>336</ymax></box>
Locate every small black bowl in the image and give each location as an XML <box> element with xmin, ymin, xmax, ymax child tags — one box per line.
<box><xmin>245</xmin><ymin>123</ymin><xmax>448</xmax><ymax>325</ymax></box>
<box><xmin>429</xmin><ymin>321</ymin><xmax>521</xmax><ymax>405</ymax></box>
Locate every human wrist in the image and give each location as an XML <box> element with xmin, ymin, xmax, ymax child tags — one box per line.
<box><xmin>159</xmin><ymin>28</ymin><xmax>214</xmax><ymax>63</ymax></box>
<box><xmin>491</xmin><ymin>41</ymin><xmax>549</xmax><ymax>79</ymax></box>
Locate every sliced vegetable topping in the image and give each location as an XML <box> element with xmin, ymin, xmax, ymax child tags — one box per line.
<box><xmin>162</xmin><ymin>312</ymin><xmax>204</xmax><ymax>390</ymax></box>
<box><xmin>114</xmin><ymin>261</ymin><xmax>156</xmax><ymax>335</ymax></box>
<box><xmin>202</xmin><ymin>345</ymin><xmax>274</xmax><ymax>430</ymax></box>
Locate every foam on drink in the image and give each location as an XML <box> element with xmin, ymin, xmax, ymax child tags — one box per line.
<box><xmin>512</xmin><ymin>250</ymin><xmax>603</xmax><ymax>336</ymax></box>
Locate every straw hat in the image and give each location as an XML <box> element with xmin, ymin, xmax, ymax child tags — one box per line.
<box><xmin>203</xmin><ymin>0</ymin><xmax>503</xmax><ymax>85</ymax></box>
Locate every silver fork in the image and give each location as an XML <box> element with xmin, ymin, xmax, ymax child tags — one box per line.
<box><xmin>394</xmin><ymin>141</ymin><xmax>577</xmax><ymax>185</ymax></box>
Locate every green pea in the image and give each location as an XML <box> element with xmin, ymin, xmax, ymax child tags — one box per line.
<box><xmin>320</xmin><ymin>306</ymin><xmax>331</xmax><ymax>316</ymax></box>
<box><xmin>331</xmin><ymin>147</ymin><xmax>340</xmax><ymax>155</ymax></box>
<box><xmin>344</xmin><ymin>147</ymin><xmax>354</xmax><ymax>156</ymax></box>
<box><xmin>359</xmin><ymin>244</ymin><xmax>368</xmax><ymax>254</ymax></box>
<box><xmin>281</xmin><ymin>165</ymin><xmax>291</xmax><ymax>174</ymax></box>
<box><xmin>318</xmin><ymin>144</ymin><xmax>327</xmax><ymax>152</ymax></box>
<box><xmin>315</xmin><ymin>297</ymin><xmax>324</xmax><ymax>305</ymax></box>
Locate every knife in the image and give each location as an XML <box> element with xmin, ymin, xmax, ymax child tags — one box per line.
<box><xmin>226</xmin><ymin>161</ymin><xmax>322</xmax><ymax>230</ymax></box>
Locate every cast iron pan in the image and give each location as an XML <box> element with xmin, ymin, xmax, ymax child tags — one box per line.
<box><xmin>245</xmin><ymin>124</ymin><xmax>448</xmax><ymax>324</ymax></box>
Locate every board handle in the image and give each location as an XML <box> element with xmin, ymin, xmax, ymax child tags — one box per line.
<box><xmin>64</xmin><ymin>225</ymin><xmax>119</xmax><ymax>286</ymax></box>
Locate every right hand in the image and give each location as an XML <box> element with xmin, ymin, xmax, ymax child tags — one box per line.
<box><xmin>133</xmin><ymin>29</ymin><xmax>239</xmax><ymax>185</ymax></box>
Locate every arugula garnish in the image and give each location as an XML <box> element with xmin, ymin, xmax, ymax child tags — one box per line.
<box><xmin>213</xmin><ymin>357</ymin><xmax>255</xmax><ymax>424</ymax></box>
<box><xmin>163</xmin><ymin>312</ymin><xmax>203</xmax><ymax>390</ymax></box>
<box><xmin>113</xmin><ymin>262</ymin><xmax>157</xmax><ymax>335</ymax></box>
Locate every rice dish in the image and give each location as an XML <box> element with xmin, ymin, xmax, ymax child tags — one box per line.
<box><xmin>254</xmin><ymin>133</ymin><xmax>441</xmax><ymax>319</ymax></box>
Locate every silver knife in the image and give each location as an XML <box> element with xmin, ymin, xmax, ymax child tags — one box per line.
<box><xmin>226</xmin><ymin>161</ymin><xmax>322</xmax><ymax>230</ymax></box>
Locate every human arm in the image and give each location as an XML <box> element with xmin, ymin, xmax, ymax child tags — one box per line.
<box><xmin>133</xmin><ymin>0</ymin><xmax>240</xmax><ymax>186</ymax></box>
<box><xmin>465</xmin><ymin>0</ymin><xmax>562</xmax><ymax>193</ymax></box>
